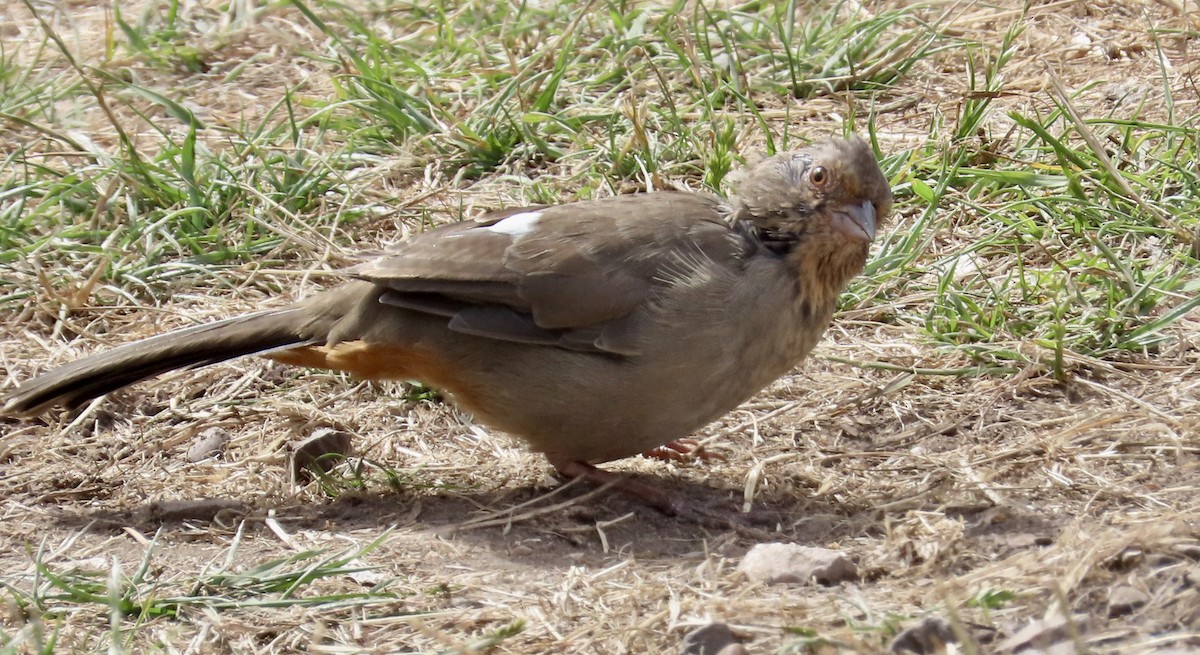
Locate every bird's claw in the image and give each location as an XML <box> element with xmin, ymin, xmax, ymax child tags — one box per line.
<box><xmin>641</xmin><ymin>438</ymin><xmax>725</xmax><ymax>463</ymax></box>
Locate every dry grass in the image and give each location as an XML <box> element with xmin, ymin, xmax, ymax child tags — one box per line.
<box><xmin>1</xmin><ymin>0</ymin><xmax>1198</xmax><ymax>653</ymax></box>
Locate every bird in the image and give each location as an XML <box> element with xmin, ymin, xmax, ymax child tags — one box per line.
<box><xmin>1</xmin><ymin>136</ymin><xmax>892</xmax><ymax>513</ymax></box>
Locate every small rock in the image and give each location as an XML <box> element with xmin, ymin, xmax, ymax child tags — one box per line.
<box><xmin>509</xmin><ymin>543</ymin><xmax>535</xmax><ymax>557</ymax></box>
<box><xmin>889</xmin><ymin>616</ymin><xmax>956</xmax><ymax>653</ymax></box>
<box><xmin>1107</xmin><ymin>585</ymin><xmax>1149</xmax><ymax>618</ymax></box>
<box><xmin>139</xmin><ymin>498</ymin><xmax>245</xmax><ymax>524</ymax></box>
<box><xmin>737</xmin><ymin>543</ymin><xmax>857</xmax><ymax>585</ymax></box>
<box><xmin>186</xmin><ymin>427</ymin><xmax>230</xmax><ymax>462</ymax></box>
<box><xmin>290</xmin><ymin>428</ymin><xmax>354</xmax><ymax>483</ymax></box>
<box><xmin>792</xmin><ymin>516</ymin><xmax>836</xmax><ymax>542</ymax></box>
<box><xmin>681</xmin><ymin>623</ymin><xmax>741</xmax><ymax>655</ymax></box>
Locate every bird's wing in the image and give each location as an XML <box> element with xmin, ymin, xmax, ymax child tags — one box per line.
<box><xmin>347</xmin><ymin>192</ymin><xmax>749</xmax><ymax>355</ymax></box>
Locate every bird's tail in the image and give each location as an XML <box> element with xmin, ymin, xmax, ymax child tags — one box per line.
<box><xmin>1</xmin><ymin>308</ymin><xmax>315</xmax><ymax>416</ymax></box>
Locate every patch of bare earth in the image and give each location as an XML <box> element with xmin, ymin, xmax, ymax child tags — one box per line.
<box><xmin>1</xmin><ymin>0</ymin><xmax>1198</xmax><ymax>653</ymax></box>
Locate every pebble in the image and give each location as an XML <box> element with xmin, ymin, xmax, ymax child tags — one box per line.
<box><xmin>1106</xmin><ymin>585</ymin><xmax>1149</xmax><ymax>618</ymax></box>
<box><xmin>889</xmin><ymin>616</ymin><xmax>956</xmax><ymax>653</ymax></box>
<box><xmin>737</xmin><ymin>543</ymin><xmax>857</xmax><ymax>585</ymax></box>
<box><xmin>290</xmin><ymin>428</ymin><xmax>354</xmax><ymax>482</ymax></box>
<box><xmin>681</xmin><ymin>623</ymin><xmax>741</xmax><ymax>655</ymax></box>
<box><xmin>186</xmin><ymin>426</ymin><xmax>230</xmax><ymax>462</ymax></box>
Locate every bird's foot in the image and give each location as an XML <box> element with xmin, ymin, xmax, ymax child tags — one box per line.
<box><xmin>640</xmin><ymin>438</ymin><xmax>725</xmax><ymax>463</ymax></box>
<box><xmin>551</xmin><ymin>459</ymin><xmax>682</xmax><ymax>515</ymax></box>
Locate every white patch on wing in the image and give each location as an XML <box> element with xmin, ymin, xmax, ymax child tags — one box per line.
<box><xmin>484</xmin><ymin>211</ymin><xmax>542</xmax><ymax>236</ymax></box>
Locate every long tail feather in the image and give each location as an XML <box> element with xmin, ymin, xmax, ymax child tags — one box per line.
<box><xmin>2</xmin><ymin>308</ymin><xmax>313</xmax><ymax>416</ymax></box>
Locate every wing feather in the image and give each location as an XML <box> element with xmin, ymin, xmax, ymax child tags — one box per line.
<box><xmin>348</xmin><ymin>192</ymin><xmax>748</xmax><ymax>355</ymax></box>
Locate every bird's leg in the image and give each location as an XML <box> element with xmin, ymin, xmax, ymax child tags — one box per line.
<box><xmin>641</xmin><ymin>438</ymin><xmax>726</xmax><ymax>463</ymax></box>
<box><xmin>550</xmin><ymin>459</ymin><xmax>680</xmax><ymax>515</ymax></box>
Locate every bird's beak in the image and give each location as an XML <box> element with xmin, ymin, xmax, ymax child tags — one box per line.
<box><xmin>832</xmin><ymin>200</ymin><xmax>877</xmax><ymax>243</ymax></box>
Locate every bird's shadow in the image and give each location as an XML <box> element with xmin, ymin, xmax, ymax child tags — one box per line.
<box><xmin>48</xmin><ymin>472</ymin><xmax>888</xmax><ymax>563</ymax></box>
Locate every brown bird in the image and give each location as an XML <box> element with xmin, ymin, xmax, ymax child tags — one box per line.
<box><xmin>1</xmin><ymin>137</ymin><xmax>892</xmax><ymax>511</ymax></box>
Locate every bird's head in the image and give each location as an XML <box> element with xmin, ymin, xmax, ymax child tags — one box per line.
<box><xmin>733</xmin><ymin>136</ymin><xmax>893</xmax><ymax>257</ymax></box>
<box><xmin>729</xmin><ymin>135</ymin><xmax>893</xmax><ymax>311</ymax></box>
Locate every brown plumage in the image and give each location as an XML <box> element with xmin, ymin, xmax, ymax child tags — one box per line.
<box><xmin>2</xmin><ymin>137</ymin><xmax>892</xmax><ymax>510</ymax></box>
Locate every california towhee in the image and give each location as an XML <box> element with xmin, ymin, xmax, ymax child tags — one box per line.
<box><xmin>2</xmin><ymin>137</ymin><xmax>892</xmax><ymax>511</ymax></box>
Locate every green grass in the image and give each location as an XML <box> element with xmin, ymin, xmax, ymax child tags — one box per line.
<box><xmin>2</xmin><ymin>529</ymin><xmax>416</xmax><ymax>653</ymax></box>
<box><xmin>1</xmin><ymin>0</ymin><xmax>947</xmax><ymax>306</ymax></box>
<box><xmin>0</xmin><ymin>526</ymin><xmax>534</xmax><ymax>653</ymax></box>
<box><xmin>0</xmin><ymin>0</ymin><xmax>1193</xmax><ymax>359</ymax></box>
<box><xmin>900</xmin><ymin>89</ymin><xmax>1199</xmax><ymax>373</ymax></box>
<box><xmin>112</xmin><ymin>0</ymin><xmax>209</xmax><ymax>73</ymax></box>
<box><xmin>290</xmin><ymin>0</ymin><xmax>938</xmax><ymax>180</ymax></box>
<box><xmin>844</xmin><ymin>14</ymin><xmax>1199</xmax><ymax>374</ymax></box>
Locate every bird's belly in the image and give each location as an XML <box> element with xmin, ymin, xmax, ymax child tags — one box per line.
<box><xmin>444</xmin><ymin>347</ymin><xmax>787</xmax><ymax>464</ymax></box>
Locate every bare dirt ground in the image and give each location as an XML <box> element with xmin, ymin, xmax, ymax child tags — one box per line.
<box><xmin>1</xmin><ymin>0</ymin><xmax>1198</xmax><ymax>653</ymax></box>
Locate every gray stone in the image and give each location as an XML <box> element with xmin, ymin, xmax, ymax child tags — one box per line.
<box><xmin>681</xmin><ymin>623</ymin><xmax>740</xmax><ymax>655</ymax></box>
<box><xmin>186</xmin><ymin>427</ymin><xmax>230</xmax><ymax>462</ymax></box>
<box><xmin>889</xmin><ymin>616</ymin><xmax>956</xmax><ymax>653</ymax></box>
<box><xmin>1106</xmin><ymin>585</ymin><xmax>1149</xmax><ymax>618</ymax></box>
<box><xmin>290</xmin><ymin>428</ymin><xmax>354</xmax><ymax>482</ymax></box>
<box><xmin>737</xmin><ymin>543</ymin><xmax>857</xmax><ymax>585</ymax></box>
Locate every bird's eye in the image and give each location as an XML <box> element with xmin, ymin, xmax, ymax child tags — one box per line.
<box><xmin>810</xmin><ymin>166</ymin><xmax>829</xmax><ymax>187</ymax></box>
